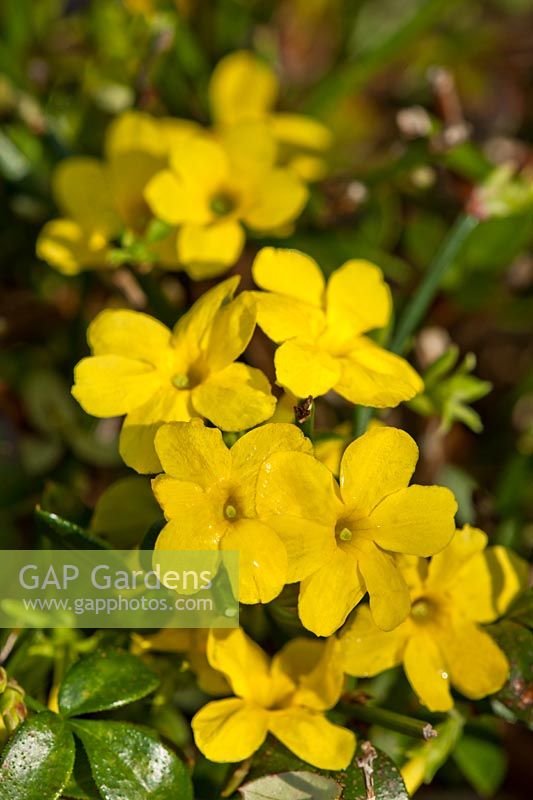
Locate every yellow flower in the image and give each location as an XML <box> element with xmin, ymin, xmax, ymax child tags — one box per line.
<box><xmin>252</xmin><ymin>248</ymin><xmax>423</xmax><ymax>409</ymax></box>
<box><xmin>37</xmin><ymin>111</ymin><xmax>199</xmax><ymax>275</ymax></box>
<box><xmin>72</xmin><ymin>277</ymin><xmax>275</xmax><ymax>473</ymax></box>
<box><xmin>192</xmin><ymin>628</ymin><xmax>355</xmax><ymax>769</ymax></box>
<box><xmin>145</xmin><ymin>126</ymin><xmax>308</xmax><ymax>279</ymax></box>
<box><xmin>339</xmin><ymin>526</ymin><xmax>528</xmax><ymax>711</ymax></box>
<box><xmin>152</xmin><ymin>420</ymin><xmax>311</xmax><ymax>604</ymax></box>
<box><xmin>131</xmin><ymin>629</ymin><xmax>229</xmax><ymax>696</ymax></box>
<box><xmin>256</xmin><ymin>426</ymin><xmax>457</xmax><ymax>636</ymax></box>
<box><xmin>209</xmin><ymin>50</ymin><xmax>332</xmax><ymax>181</ymax></box>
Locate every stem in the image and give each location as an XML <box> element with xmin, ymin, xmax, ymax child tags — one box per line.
<box><xmin>24</xmin><ymin>695</ymin><xmax>48</xmax><ymax>713</ymax></box>
<box><xmin>344</xmin><ymin>701</ymin><xmax>437</xmax><ymax>740</ymax></box>
<box><xmin>390</xmin><ymin>214</ymin><xmax>478</xmax><ymax>355</ymax></box>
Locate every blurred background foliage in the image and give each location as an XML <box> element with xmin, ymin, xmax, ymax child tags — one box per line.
<box><xmin>0</xmin><ymin>1</ymin><xmax>532</xmax><ymax>798</ymax></box>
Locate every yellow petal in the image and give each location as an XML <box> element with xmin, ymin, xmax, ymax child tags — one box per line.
<box><xmin>170</xmin><ymin>135</ymin><xmax>229</xmax><ymax>195</ymax></box>
<box><xmin>336</xmin><ymin>337</ymin><xmax>423</xmax><ymax>407</ymax></box>
<box><xmin>178</xmin><ymin>221</ymin><xmax>245</xmax><ymax>274</ymax></box>
<box><xmin>243</xmin><ymin>167</ymin><xmax>308</xmax><ymax>230</ymax></box>
<box><xmin>263</xmin><ymin>516</ymin><xmax>336</xmax><ymax>583</ymax></box>
<box><xmin>451</xmin><ymin>546</ymin><xmax>529</xmax><ymax>623</ymax></box>
<box><xmin>222</xmin><ymin>121</ymin><xmax>277</xmax><ymax>177</ymax></box>
<box><xmin>87</xmin><ymin>309</ymin><xmax>171</xmax><ymax>363</ymax></box>
<box><xmin>151</xmin><ymin>475</ymin><xmax>206</xmax><ymax>519</ymax></box>
<box><xmin>370</xmin><ymin>485</ymin><xmax>457</xmax><ymax>556</ymax></box>
<box><xmin>72</xmin><ymin>355</ymin><xmax>160</xmax><ymax>417</ymax></box>
<box><xmin>145</xmin><ymin>169</ymin><xmax>209</xmax><ymax>226</ymax></box>
<box><xmin>154</xmin><ymin>516</ymin><xmax>221</xmax><ymax>557</ymax></box>
<box><xmin>36</xmin><ymin>219</ymin><xmax>109</xmax><ymax>274</ymax></box>
<box><xmin>154</xmin><ymin>421</ymin><xmax>230</xmax><ymax>487</ymax></box>
<box><xmin>269</xmin><ymin>113</ymin><xmax>332</xmax><ymax>151</ymax></box>
<box><xmin>298</xmin><ymin>549</ymin><xmax>365</xmax><ymax>636</ymax></box>
<box><xmin>158</xmin><ymin>117</ymin><xmax>203</xmax><ymax>153</ymax></box>
<box><xmin>105</xmin><ymin>110</ymin><xmax>166</xmax><ymax>159</ymax></box>
<box><xmin>200</xmin><ymin>292</ymin><xmax>256</xmax><ymax>373</ymax></box>
<box><xmin>427</xmin><ymin>524</ymin><xmax>488</xmax><ymax>587</ymax></box>
<box><xmin>251</xmin><ymin>290</ymin><xmax>325</xmax><ymax>343</ymax></box>
<box><xmin>275</xmin><ymin>340</ymin><xmax>340</xmax><ymax>397</ymax></box>
<box><xmin>53</xmin><ymin>157</ymin><xmax>121</xmax><ymax>235</ymax></box>
<box><xmin>440</xmin><ymin>620</ymin><xmax>509</xmax><ymax>700</ymax></box>
<box><xmin>269</xmin><ymin>708</ymin><xmax>355</xmax><ymax>770</ymax></box>
<box><xmin>192</xmin><ymin>698</ymin><xmax>268</xmax><ymax>762</ymax></box>
<box><xmin>172</xmin><ymin>275</ymin><xmax>239</xmax><ymax>352</ymax></box>
<box><xmin>209</xmin><ymin>50</ymin><xmax>278</xmax><ymax>125</ymax></box>
<box><xmin>252</xmin><ymin>246</ymin><xmax>325</xmax><ymax>307</ymax></box>
<box><xmin>119</xmin><ymin>387</ymin><xmax>195</xmax><ymax>474</ymax></box>
<box><xmin>357</xmin><ymin>541</ymin><xmax>411</xmax><ymax>631</ymax></box>
<box><xmin>339</xmin><ymin>427</ymin><xmax>418</xmax><ymax>515</ymax></box>
<box><xmin>340</xmin><ymin>604</ymin><xmax>408</xmax><ymax>677</ymax></box>
<box><xmin>326</xmin><ymin>260</ymin><xmax>391</xmax><ymax>338</ymax></box>
<box><xmin>220</xmin><ymin>519</ymin><xmax>288</xmax><ymax>604</ymax></box>
<box><xmin>256</xmin><ymin>450</ymin><xmax>341</xmax><ymax>526</ymax></box>
<box><xmin>288</xmin><ymin>153</ymin><xmax>328</xmax><ymax>182</ymax></box>
<box><xmin>137</xmin><ymin>628</ymin><xmax>192</xmax><ymax>653</ymax></box>
<box><xmin>191</xmin><ymin>363</ymin><xmax>275</xmax><ymax>431</ymax></box>
<box><xmin>273</xmin><ymin>637</ymin><xmax>344</xmax><ymax>711</ymax></box>
<box><xmin>207</xmin><ymin>628</ymin><xmax>272</xmax><ymax>703</ymax></box>
<box><xmin>230</xmin><ymin>422</ymin><xmax>312</xmax><ymax>517</ymax></box>
<box><xmin>108</xmin><ymin>150</ymin><xmax>162</xmax><ymax>232</ymax></box>
<box><xmin>403</xmin><ymin>634</ymin><xmax>453</xmax><ymax>712</ymax></box>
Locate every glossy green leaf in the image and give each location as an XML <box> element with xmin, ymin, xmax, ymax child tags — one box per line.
<box><xmin>506</xmin><ymin>588</ymin><xmax>533</xmax><ymax>630</ymax></box>
<box><xmin>58</xmin><ymin>651</ymin><xmax>160</xmax><ymax>718</ymax></box>
<box><xmin>342</xmin><ymin>743</ymin><xmax>409</xmax><ymax>800</ymax></box>
<box><xmin>488</xmin><ymin>619</ymin><xmax>533</xmax><ymax>725</ymax></box>
<box><xmin>70</xmin><ymin>719</ymin><xmax>193</xmax><ymax>800</ymax></box>
<box><xmin>0</xmin><ymin>712</ymin><xmax>75</xmax><ymax>800</ymax></box>
<box><xmin>61</xmin><ymin>739</ymin><xmax>100</xmax><ymax>799</ymax></box>
<box><xmin>90</xmin><ymin>477</ymin><xmax>162</xmax><ymax>549</ymax></box>
<box><xmin>245</xmin><ymin>738</ymin><xmax>408</xmax><ymax>800</ymax></box>
<box><xmin>240</xmin><ymin>771</ymin><xmax>342</xmax><ymax>799</ymax></box>
<box><xmin>453</xmin><ymin>734</ymin><xmax>507</xmax><ymax>797</ymax></box>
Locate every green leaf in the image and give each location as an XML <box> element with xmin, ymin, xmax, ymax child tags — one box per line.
<box><xmin>61</xmin><ymin>739</ymin><xmax>100</xmax><ymax>799</ymax></box>
<box><xmin>341</xmin><ymin>744</ymin><xmax>408</xmax><ymax>800</ymax></box>
<box><xmin>239</xmin><ymin>771</ymin><xmax>342</xmax><ymax>799</ymax></box>
<box><xmin>245</xmin><ymin>738</ymin><xmax>408</xmax><ymax>800</ymax></box>
<box><xmin>453</xmin><ymin>734</ymin><xmax>507</xmax><ymax>797</ymax></box>
<box><xmin>70</xmin><ymin>719</ymin><xmax>193</xmax><ymax>800</ymax></box>
<box><xmin>58</xmin><ymin>651</ymin><xmax>160</xmax><ymax>718</ymax></box>
<box><xmin>0</xmin><ymin>712</ymin><xmax>75</xmax><ymax>800</ymax></box>
<box><xmin>90</xmin><ymin>477</ymin><xmax>162</xmax><ymax>549</ymax></box>
<box><xmin>506</xmin><ymin>588</ymin><xmax>533</xmax><ymax>630</ymax></box>
<box><xmin>488</xmin><ymin>619</ymin><xmax>533</xmax><ymax>725</ymax></box>
<box><xmin>35</xmin><ymin>507</ymin><xmax>110</xmax><ymax>551</ymax></box>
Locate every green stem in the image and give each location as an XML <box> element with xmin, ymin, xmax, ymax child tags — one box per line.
<box><xmin>344</xmin><ymin>701</ymin><xmax>437</xmax><ymax>740</ymax></box>
<box><xmin>24</xmin><ymin>695</ymin><xmax>48</xmax><ymax>713</ymax></box>
<box><xmin>390</xmin><ymin>214</ymin><xmax>478</xmax><ymax>355</ymax></box>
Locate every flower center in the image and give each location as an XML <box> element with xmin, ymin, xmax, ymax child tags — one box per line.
<box><xmin>210</xmin><ymin>192</ymin><xmax>235</xmax><ymax>217</ymax></box>
<box><xmin>224</xmin><ymin>503</ymin><xmax>238</xmax><ymax>520</ymax></box>
<box><xmin>411</xmin><ymin>597</ymin><xmax>436</xmax><ymax>623</ymax></box>
<box><xmin>338</xmin><ymin>527</ymin><xmax>353</xmax><ymax>542</ymax></box>
<box><xmin>171</xmin><ymin>372</ymin><xmax>190</xmax><ymax>389</ymax></box>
